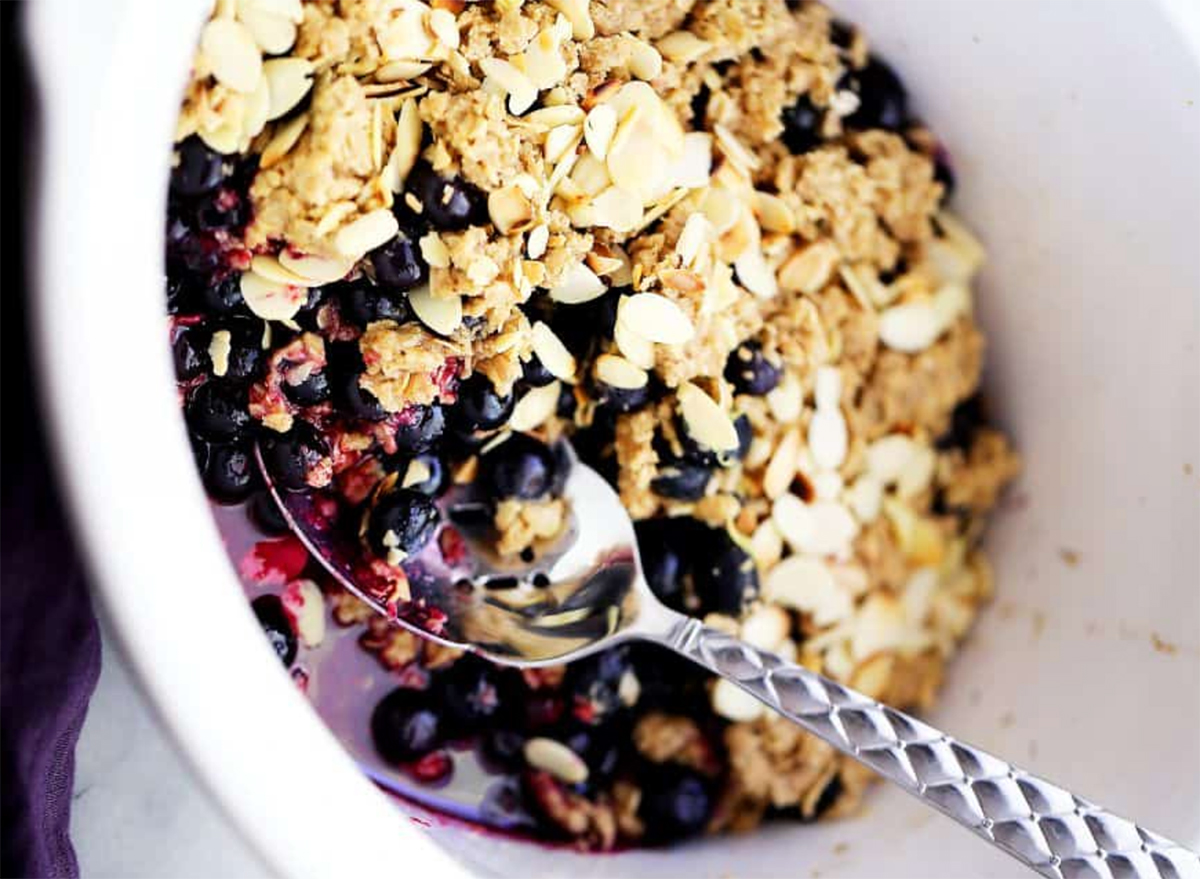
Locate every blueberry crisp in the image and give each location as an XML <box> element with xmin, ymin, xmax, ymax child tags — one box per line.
<box><xmin>168</xmin><ymin>0</ymin><xmax>1019</xmax><ymax>849</ymax></box>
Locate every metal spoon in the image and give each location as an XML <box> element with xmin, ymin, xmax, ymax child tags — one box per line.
<box><xmin>260</xmin><ymin>443</ymin><xmax>1199</xmax><ymax>878</ymax></box>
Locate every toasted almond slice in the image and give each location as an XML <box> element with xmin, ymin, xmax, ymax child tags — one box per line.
<box><xmin>866</xmin><ymin>434</ymin><xmax>917</xmax><ymax>483</ymax></box>
<box><xmin>896</xmin><ymin>444</ymin><xmax>936</xmax><ymax>498</ymax></box>
<box><xmin>750</xmin><ymin>519</ymin><xmax>784</xmax><ymax>568</ymax></box>
<box><xmin>509</xmin><ymin>381</ymin><xmax>562</xmax><ymax>432</ymax></box>
<box><xmin>763</xmin><ymin>427</ymin><xmax>802</xmax><ymax>500</ymax></box>
<box><xmin>850</xmin><ymin>593</ymin><xmax>906</xmax><ymax>661</ymax></box>
<box><xmin>699</xmin><ymin>186</ymin><xmax>741</xmax><ymax>235</ymax></box>
<box><xmin>807</xmin><ymin>408</ymin><xmax>848</xmax><ymax>471</ymax></box>
<box><xmin>263</xmin><ymin>58</ymin><xmax>314</xmax><ymax>120</ymax></box>
<box><xmin>261</xmin><ymin>112</ymin><xmax>309</xmax><ymax>168</ymax></box>
<box><xmin>675</xmin><ymin>213</ymin><xmax>712</xmax><ymax>268</ymax></box>
<box><xmin>419</xmin><ymin>232</ymin><xmax>451</xmax><ymax>268</ymax></box>
<box><xmin>277</xmin><ymin>249</ymin><xmax>354</xmax><ymax>284</ymax></box>
<box><xmin>409</xmin><ymin>285</ymin><xmax>462</xmax><ymax>335</ymax></box>
<box><xmin>241</xmin><ymin>74</ymin><xmax>272</xmax><ymax>142</ymax></box>
<box><xmin>238</xmin><ymin>6</ymin><xmax>296</xmax><ymax>54</ymax></box>
<box><xmin>933</xmin><ymin>210</ymin><xmax>986</xmax><ymax>278</ymax></box>
<box><xmin>594</xmin><ymin>353</ymin><xmax>647</xmax><ymax>390</ymax></box>
<box><xmin>844</xmin><ymin>474</ymin><xmax>884</xmax><ymax>523</ymax></box>
<box><xmin>678</xmin><ymin>382</ymin><xmax>738</xmax><ymax>452</ymax></box>
<box><xmin>523</xmin><ymin>25</ymin><xmax>568</xmax><ymax>88</ymax></box>
<box><xmin>548</xmin><ymin>262</ymin><xmax>606</xmax><ymax>303</ymax></box>
<box><xmin>198</xmin><ymin>119</ymin><xmax>242</xmax><ymax>155</ymax></box>
<box><xmin>628</xmin><ymin>38</ymin><xmax>663</xmax><ymax>81</ymax></box>
<box><xmin>663</xmin><ymin>132</ymin><xmax>713</xmax><ymax>191</ymax></box>
<box><xmin>488</xmin><ymin>185</ymin><xmax>535</xmax><ymax>234</ymax></box>
<box><xmin>239</xmin><ymin>0</ymin><xmax>303</xmax><ymax>24</ymax></box>
<box><xmin>426</xmin><ymin>7</ymin><xmax>460</xmax><ymax>50</ymax></box>
<box><xmin>766</xmin><ymin>371</ymin><xmax>803</xmax><ymax>423</ymax></box>
<box><xmin>932</xmin><ymin>280</ymin><xmax>971</xmax><ymax>328</ymax></box>
<box><xmin>614</xmin><ymin>300</ymin><xmax>656</xmax><ymax>369</ymax></box>
<box><xmin>813</xmin><ymin>365</ymin><xmax>842</xmax><ymax>410</ymax></box>
<box><xmin>584</xmin><ymin>186</ymin><xmax>643</xmax><ymax>232</ymax></box>
<box><xmin>250</xmin><ymin>254</ymin><xmax>316</xmax><ymax>287</ymax></box>
<box><xmin>480</xmin><ymin>57</ymin><xmax>538</xmax><ymax>115</ymax></box>
<box><xmin>240</xmin><ymin>271</ymin><xmax>307</xmax><ymax>321</ymax></box>
<box><xmin>711</xmin><ymin>678</ymin><xmax>764</xmax><ymax>722</ymax></box>
<box><xmin>333</xmin><ymin>209</ymin><xmax>399</xmax><ymax>257</ymax></box>
<box><xmin>621</xmin><ymin>293</ymin><xmax>694</xmax><ymax>345</ymax></box>
<box><xmin>878</xmin><ymin>299</ymin><xmax>942</xmax><ymax>353</ymax></box>
<box><xmin>544</xmin><ymin>124</ymin><xmax>581</xmax><ymax>165</ymax></box>
<box><xmin>773</xmin><ymin>496</ymin><xmax>858</xmax><ymax>557</ymax></box>
<box><xmin>764</xmin><ymin>555</ymin><xmax>850</xmax><ymax>626</ymax></box>
<box><xmin>524</xmin><ymin>104</ymin><xmax>585</xmax><ymax>127</ymax></box>
<box><xmin>375</xmin><ymin>60</ymin><xmax>432</xmax><ymax>83</ymax></box>
<box><xmin>524</xmin><ymin>737</ymin><xmax>589</xmax><ymax>783</ymax></box>
<box><xmin>752</xmin><ymin>191</ymin><xmax>794</xmax><ymax>234</ymax></box>
<box><xmin>383</xmin><ymin>97</ymin><xmax>422</xmax><ymax>192</ymax></box>
<box><xmin>779</xmin><ymin>240</ymin><xmax>839</xmax><ymax>294</ymax></box>
<box><xmin>545</xmin><ymin>0</ymin><xmax>593</xmax><ymax>39</ymax></box>
<box><xmin>734</xmin><ymin>246</ymin><xmax>778</xmax><ymax>299</ymax></box>
<box><xmin>740</xmin><ymin>605</ymin><xmax>790</xmax><ymax>651</ymax></box>
<box><xmin>201</xmin><ymin>19</ymin><xmax>262</xmax><ymax>94</ymax></box>
<box><xmin>531</xmin><ymin>321</ymin><xmax>577</xmax><ymax>382</ymax></box>
<box><xmin>713</xmin><ymin>124</ymin><xmax>761</xmax><ymax>174</ymax></box>
<box><xmin>583</xmin><ymin>103</ymin><xmax>617</xmax><ymax>161</ymax></box>
<box><xmin>606</xmin><ymin>111</ymin><xmax>667</xmax><ymax>202</ymax></box>
<box><xmin>526</xmin><ymin>224</ymin><xmax>549</xmax><ymax>259</ymax></box>
<box><xmin>656</xmin><ymin>30</ymin><xmax>711</xmax><ymax>64</ymax></box>
<box><xmin>813</xmin><ymin>470</ymin><xmax>844</xmax><ymax>501</ymax></box>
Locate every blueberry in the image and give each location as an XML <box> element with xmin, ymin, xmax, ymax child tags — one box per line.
<box><xmin>733</xmin><ymin>413</ymin><xmax>753</xmax><ymax>461</ymax></box>
<box><xmin>366</xmin><ymin>487</ymin><xmax>440</xmax><ymax>559</ymax></box>
<box><xmin>478</xmin><ymin>433</ymin><xmax>557</xmax><ymax>500</ymax></box>
<box><xmin>336</xmin><ymin>279</ymin><xmax>411</xmax><ymax>328</ymax></box>
<box><xmin>394</xmin><ymin>404</ymin><xmax>446</xmax><ymax>454</ymax></box>
<box><xmin>634</xmin><ymin>518</ymin><xmax>696</xmax><ymax>612</ymax></box>
<box><xmin>327</xmin><ymin>343</ymin><xmax>388</xmax><ymax>422</ymax></box>
<box><xmin>565</xmin><ymin>646</ymin><xmax>632</xmax><ymax>725</ymax></box>
<box><xmin>370</xmin><ymin>236</ymin><xmax>427</xmax><ymax>291</ymax></box>
<box><xmin>203</xmin><ymin>441</ymin><xmax>260</xmax><ymax>504</ymax></box>
<box><xmin>724</xmin><ymin>340</ymin><xmax>782</xmax><ymax>395</ymax></box>
<box><xmin>200</xmin><ymin>274</ymin><xmax>246</xmax><ymax>316</ymax></box>
<box><xmin>935</xmin><ymin>393</ymin><xmax>983</xmax><ymax>451</ymax></box>
<box><xmin>186</xmin><ymin>381</ymin><xmax>252</xmax><ymax>442</ymax></box>
<box><xmin>248</xmin><ymin>490</ymin><xmax>292</xmax><ymax>536</ymax></box>
<box><xmin>453</xmin><ymin>374</ymin><xmax>514</xmax><ymax>431</ymax></box>
<box><xmin>371</xmin><ymin>687</ymin><xmax>443</xmax><ymax>764</ymax></box>
<box><xmin>589</xmin><ymin>369</ymin><xmax>652</xmax><ymax>414</ymax></box>
<box><xmin>638</xmin><ymin>764</ymin><xmax>714</xmax><ymax>843</ymax></box>
<box><xmin>260</xmin><ymin>420</ymin><xmax>330</xmax><ymax>492</ymax></box>
<box><xmin>481</xmin><ymin>728</ymin><xmax>526</xmax><ymax>770</ymax></box>
<box><xmin>396</xmin><ymin>452</ymin><xmax>447</xmax><ymax>497</ymax></box>
<box><xmin>402</xmin><ymin>162</ymin><xmax>486</xmax><ymax>231</ymax></box>
<box><xmin>173</xmin><ymin>327</ymin><xmax>210</xmax><ymax>380</ymax></box>
<box><xmin>441</xmin><ymin>657</ymin><xmax>504</xmax><ymax>734</ymax></box>
<box><xmin>171</xmin><ymin>136</ymin><xmax>224</xmax><ymax>196</ymax></box>
<box><xmin>190</xmin><ymin>436</ymin><xmax>210</xmax><ymax>474</ymax></box>
<box><xmin>627</xmin><ymin>643</ymin><xmax>708</xmax><ymax>714</ymax></box>
<box><xmin>840</xmin><ymin>56</ymin><xmax>908</xmax><ymax>131</ymax></box>
<box><xmin>781</xmin><ymin>94</ymin><xmax>823</xmax><ymax>154</ymax></box>
<box><xmin>281</xmin><ymin>368</ymin><xmax>330</xmax><ymax>406</ymax></box>
<box><xmin>166</xmin><ymin>273</ymin><xmax>201</xmax><ymax>315</ymax></box>
<box><xmin>651</xmin><ymin>461</ymin><xmax>711</xmax><ymax>500</ymax></box>
<box><xmin>209</xmin><ymin>316</ymin><xmax>265</xmax><ymax>383</ymax></box>
<box><xmin>556</xmin><ymin>382</ymin><xmax>578</xmax><ymax>420</ymax></box>
<box><xmin>251</xmin><ymin>594</ymin><xmax>297</xmax><ymax>667</ymax></box>
<box><xmin>693</xmin><ymin>527</ymin><xmax>758</xmax><ymax>615</ymax></box>
<box><xmin>561</xmin><ymin>723</ymin><xmax>622</xmax><ymax>786</ymax></box>
<box><xmin>520</xmin><ymin>354</ymin><xmax>556</xmax><ymax>388</ymax></box>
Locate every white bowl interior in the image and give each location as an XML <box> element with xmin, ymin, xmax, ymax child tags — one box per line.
<box><xmin>29</xmin><ymin>1</ymin><xmax>1200</xmax><ymax>877</ymax></box>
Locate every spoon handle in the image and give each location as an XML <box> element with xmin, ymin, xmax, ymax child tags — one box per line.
<box><xmin>662</xmin><ymin>617</ymin><xmax>1199</xmax><ymax>879</ymax></box>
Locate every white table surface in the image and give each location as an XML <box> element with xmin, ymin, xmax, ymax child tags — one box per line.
<box><xmin>74</xmin><ymin>629</ymin><xmax>273</xmax><ymax>879</ymax></box>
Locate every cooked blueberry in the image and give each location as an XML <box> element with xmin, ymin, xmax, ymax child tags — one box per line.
<box><xmin>479</xmin><ymin>433</ymin><xmax>557</xmax><ymax>500</ymax></box>
<box><xmin>561</xmin><ymin>723</ymin><xmax>622</xmax><ymax>786</ymax></box>
<box><xmin>251</xmin><ymin>594</ymin><xmax>297</xmax><ymax>667</ymax></box>
<box><xmin>171</xmin><ymin>136</ymin><xmax>224</xmax><ymax>196</ymax></box>
<box><xmin>590</xmin><ymin>372</ymin><xmax>652</xmax><ymax>414</ymax></box>
<box><xmin>170</xmin><ymin>230</ymin><xmax>222</xmax><ymax>276</ymax></box>
<box><xmin>281</xmin><ymin>368</ymin><xmax>330</xmax><ymax>406</ymax></box>
<box><xmin>521</xmin><ymin>353</ymin><xmax>556</xmax><ymax>388</ymax></box>
<box><xmin>371</xmin><ymin>687</ymin><xmax>443</xmax><ymax>764</ymax></box>
<box><xmin>733</xmin><ymin>414</ymin><xmax>753</xmax><ymax>461</ymax></box>
<box><xmin>203</xmin><ymin>441</ymin><xmax>260</xmax><ymax>504</ymax></box>
<box><xmin>201</xmin><ymin>274</ymin><xmax>246</xmax><ymax>316</ymax></box>
<box><xmin>260</xmin><ymin>421</ymin><xmax>329</xmax><ymax>492</ymax></box>
<box><xmin>208</xmin><ymin>317</ymin><xmax>265</xmax><ymax>383</ymax></box>
<box><xmin>397</xmin><ymin>452</ymin><xmax>447</xmax><ymax>497</ymax></box>
<box><xmin>190</xmin><ymin>436</ymin><xmax>210</xmax><ymax>474</ymax></box>
<box><xmin>327</xmin><ymin>345</ymin><xmax>388</xmax><ymax>422</ymax></box>
<box><xmin>366</xmin><ymin>488</ymin><xmax>440</xmax><ymax>560</ymax></box>
<box><xmin>370</xmin><ymin>236</ymin><xmax>427</xmax><ymax>291</ymax></box>
<box><xmin>627</xmin><ymin>643</ymin><xmax>708</xmax><ymax>714</ymax></box>
<box><xmin>781</xmin><ymin>94</ymin><xmax>823</xmax><ymax>154</ymax></box>
<box><xmin>693</xmin><ymin>527</ymin><xmax>758</xmax><ymax>615</ymax></box>
<box><xmin>173</xmin><ymin>327</ymin><xmax>210</xmax><ymax>380</ymax></box>
<box><xmin>724</xmin><ymin>340</ymin><xmax>782</xmax><ymax>395</ymax></box>
<box><xmin>481</xmin><ymin>728</ymin><xmax>526</xmax><ymax>770</ymax></box>
<box><xmin>651</xmin><ymin>461</ymin><xmax>711</xmax><ymax>500</ymax></box>
<box><xmin>196</xmin><ymin>191</ymin><xmax>248</xmax><ymax>234</ymax></box>
<box><xmin>840</xmin><ymin>55</ymin><xmax>908</xmax><ymax>131</ymax></box>
<box><xmin>528</xmin><ymin>289</ymin><xmax>619</xmax><ymax>358</ymax></box>
<box><xmin>638</xmin><ymin>764</ymin><xmax>714</xmax><ymax>844</ymax></box>
<box><xmin>565</xmin><ymin>646</ymin><xmax>632</xmax><ymax>725</ymax></box>
<box><xmin>403</xmin><ymin>162</ymin><xmax>486</xmax><ymax>231</ymax></box>
<box><xmin>392</xmin><ymin>403</ymin><xmax>445</xmax><ymax>454</ymax></box>
<box><xmin>336</xmin><ymin>279</ymin><xmax>411</xmax><ymax>327</ymax></box>
<box><xmin>248</xmin><ymin>490</ymin><xmax>292</xmax><ymax>536</ymax></box>
<box><xmin>634</xmin><ymin>518</ymin><xmax>696</xmax><ymax>612</ymax></box>
<box><xmin>556</xmin><ymin>382</ymin><xmax>578</xmax><ymax>420</ymax></box>
<box><xmin>186</xmin><ymin>381</ymin><xmax>252</xmax><ymax>442</ymax></box>
<box><xmin>441</xmin><ymin>657</ymin><xmax>504</xmax><ymax>734</ymax></box>
<box><xmin>166</xmin><ymin>274</ymin><xmax>202</xmax><ymax>315</ymax></box>
<box><xmin>936</xmin><ymin>393</ymin><xmax>983</xmax><ymax>451</ymax></box>
<box><xmin>453</xmin><ymin>374</ymin><xmax>514</xmax><ymax>431</ymax></box>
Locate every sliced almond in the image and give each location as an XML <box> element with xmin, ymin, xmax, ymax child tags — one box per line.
<box><xmin>375</xmin><ymin>60</ymin><xmax>432</xmax><ymax>83</ymax></box>
<box><xmin>766</xmin><ymin>371</ymin><xmax>803</xmax><ymax>423</ymax></box>
<box><xmin>620</xmin><ymin>293</ymin><xmax>693</xmax><ymax>345</ymax></box>
<box><xmin>333</xmin><ymin>209</ymin><xmax>399</xmax><ymax>258</ymax></box>
<box><xmin>711</xmin><ymin>678</ymin><xmax>764</xmax><ymax>722</ymax></box>
<box><xmin>763</xmin><ymin>427</ymin><xmax>802</xmax><ymax>500</ymax></box>
<box><xmin>807</xmin><ymin>408</ymin><xmax>847</xmax><ymax>471</ymax></box>
<box><xmin>734</xmin><ymin>246</ymin><xmax>778</xmax><ymax>299</ymax></box>
<box><xmin>764</xmin><ymin>555</ymin><xmax>850</xmax><ymax>626</ymax></box>
<box><xmin>263</xmin><ymin>59</ymin><xmax>313</xmax><ymax>120</ymax></box>
<box><xmin>675</xmin><ymin>213</ymin><xmax>712</xmax><ymax>269</ymax></box>
<box><xmin>850</xmin><ymin>593</ymin><xmax>906</xmax><ymax>661</ymax></box>
<box><xmin>545</xmin><ymin>0</ymin><xmax>593</xmax><ymax>40</ymax></box>
<box><xmin>426</xmin><ymin>7</ymin><xmax>460</xmax><ymax>50</ymax></box>
<box><xmin>677</xmin><ymin>382</ymin><xmax>738</xmax><ymax>452</ymax></box>
<box><xmin>240</xmin><ymin>271</ymin><xmax>307</xmax><ymax>321</ymax></box>
<box><xmin>488</xmin><ymin>185</ymin><xmax>535</xmax><ymax>235</ymax></box>
<box><xmin>665</xmin><ymin>132</ymin><xmax>713</xmax><ymax>190</ymax></box>
<box><xmin>878</xmin><ymin>299</ymin><xmax>942</xmax><ymax>353</ymax></box>
<box><xmin>402</xmin><ymin>458</ymin><xmax>433</xmax><ymax>489</ymax></box>
<box><xmin>614</xmin><ymin>304</ymin><xmax>656</xmax><ymax>369</ymax></box>
<box><xmin>409</xmin><ymin>285</ymin><xmax>463</xmax><ymax>335</ymax></box>
<box><xmin>656</xmin><ymin>30</ymin><xmax>711</xmax><ymax>64</ymax></box>
<box><xmin>772</xmin><ymin>495</ymin><xmax>858</xmax><ymax>558</ymax></box>
<box><xmin>523</xmin><ymin>25</ymin><xmax>568</xmax><ymax>89</ymax></box>
<box><xmin>896</xmin><ymin>444</ymin><xmax>936</xmax><ymax>499</ymax></box>
<box><xmin>545</xmin><ymin>123</ymin><xmax>581</xmax><ymax>165</ymax></box>
<box><xmin>713</xmin><ymin>124</ymin><xmax>760</xmax><ymax>174</ymax></box>
<box><xmin>866</xmin><ymin>434</ymin><xmax>918</xmax><ymax>483</ymax></box>
<box><xmin>699</xmin><ymin>186</ymin><xmax>741</xmax><ymax>235</ymax></box>
<box><xmin>383</xmin><ymin>97</ymin><xmax>422</xmax><ymax>192</ymax></box>
<box><xmin>241</xmin><ymin>74</ymin><xmax>271</xmax><ymax>143</ymax></box>
<box><xmin>750</xmin><ymin>519</ymin><xmax>784</xmax><ymax>568</ymax></box>
<box><xmin>524</xmin><ymin>737</ymin><xmax>589</xmax><ymax>784</ymax></box>
<box><xmin>594</xmin><ymin>353</ymin><xmax>647</xmax><ymax>390</ymax></box>
<box><xmin>250</xmin><ymin>254</ymin><xmax>316</xmax><ymax>287</ymax></box>
<box><xmin>583</xmin><ymin>103</ymin><xmax>617</xmax><ymax>161</ymax></box>
<box><xmin>740</xmin><ymin>605</ymin><xmax>790</xmax><ymax>651</ymax></box>
<box><xmin>524</xmin><ymin>105</ymin><xmax>585</xmax><ymax>129</ymax></box>
<box><xmin>628</xmin><ymin>38</ymin><xmax>663</xmax><ymax>81</ymax></box>
<box><xmin>260</xmin><ymin>112</ymin><xmax>309</xmax><ymax>168</ymax></box>
<box><xmin>606</xmin><ymin>109</ymin><xmax>667</xmax><ymax>202</ymax></box>
<box><xmin>813</xmin><ymin>366</ymin><xmax>842</xmax><ymax>410</ymax></box>
<box><xmin>526</xmin><ymin>224</ymin><xmax>549</xmax><ymax>259</ymax></box>
<box><xmin>480</xmin><ymin>57</ymin><xmax>538</xmax><ymax>115</ymax></box>
<box><xmin>509</xmin><ymin>381</ymin><xmax>562</xmax><ymax>432</ymax></box>
<box><xmin>531</xmin><ymin>321</ymin><xmax>577</xmax><ymax>382</ymax></box>
<box><xmin>277</xmin><ymin>249</ymin><xmax>354</xmax><ymax>284</ymax></box>
<box><xmin>752</xmin><ymin>191</ymin><xmax>794</xmax><ymax>234</ymax></box>
<box><xmin>201</xmin><ymin>18</ymin><xmax>263</xmax><ymax>94</ymax></box>
<box><xmin>548</xmin><ymin>263</ymin><xmax>605</xmax><ymax>304</ymax></box>
<box><xmin>844</xmin><ymin>474</ymin><xmax>884</xmax><ymax>523</ymax></box>
<box><xmin>582</xmin><ymin>186</ymin><xmax>644</xmax><ymax>232</ymax></box>
<box><xmin>813</xmin><ymin>470</ymin><xmax>844</xmax><ymax>501</ymax></box>
<box><xmin>779</xmin><ymin>240</ymin><xmax>839</xmax><ymax>295</ymax></box>
<box><xmin>419</xmin><ymin>232</ymin><xmax>451</xmax><ymax>268</ymax></box>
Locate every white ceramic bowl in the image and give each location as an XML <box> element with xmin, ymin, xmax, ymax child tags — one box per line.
<box><xmin>27</xmin><ymin>1</ymin><xmax>1200</xmax><ymax>876</ymax></box>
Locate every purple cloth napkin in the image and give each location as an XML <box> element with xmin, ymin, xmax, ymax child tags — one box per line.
<box><xmin>2</xmin><ymin>8</ymin><xmax>103</xmax><ymax>876</ymax></box>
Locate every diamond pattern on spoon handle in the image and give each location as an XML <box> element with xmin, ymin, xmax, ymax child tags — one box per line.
<box><xmin>668</xmin><ymin>619</ymin><xmax>1200</xmax><ymax>879</ymax></box>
